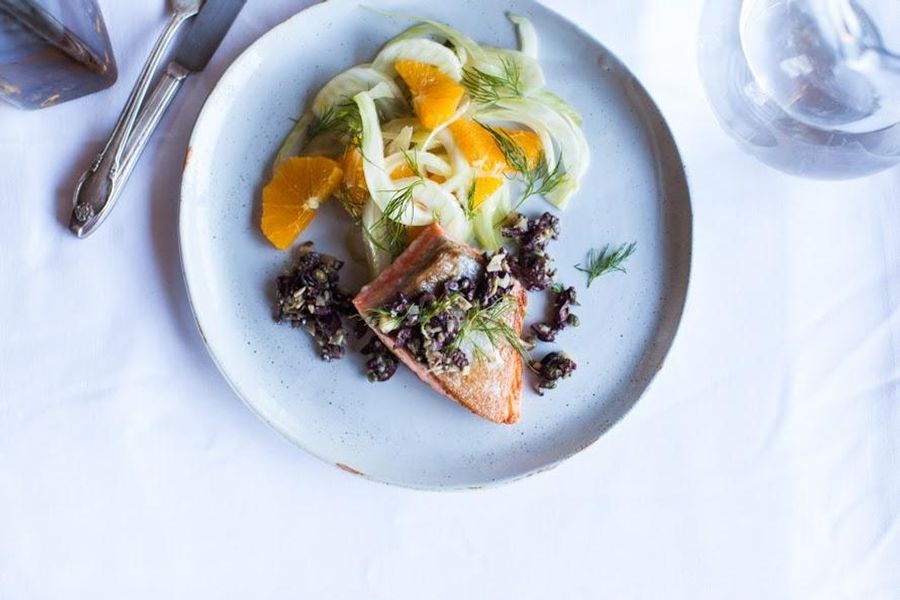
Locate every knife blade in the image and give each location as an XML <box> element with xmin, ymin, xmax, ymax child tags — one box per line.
<box><xmin>172</xmin><ymin>0</ymin><xmax>246</xmax><ymax>73</ymax></box>
<box><xmin>70</xmin><ymin>0</ymin><xmax>246</xmax><ymax>238</ymax></box>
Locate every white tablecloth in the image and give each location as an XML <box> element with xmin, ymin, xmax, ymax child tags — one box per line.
<box><xmin>2</xmin><ymin>1</ymin><xmax>898</xmax><ymax>598</ymax></box>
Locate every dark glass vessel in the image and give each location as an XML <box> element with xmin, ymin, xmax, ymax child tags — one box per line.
<box><xmin>0</xmin><ymin>0</ymin><xmax>116</xmax><ymax>110</ymax></box>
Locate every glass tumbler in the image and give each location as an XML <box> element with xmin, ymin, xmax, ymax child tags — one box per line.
<box><xmin>699</xmin><ymin>0</ymin><xmax>900</xmax><ymax>179</ymax></box>
<box><xmin>0</xmin><ymin>0</ymin><xmax>117</xmax><ymax>110</ymax></box>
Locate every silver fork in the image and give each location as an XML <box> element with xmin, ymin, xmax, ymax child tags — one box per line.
<box><xmin>70</xmin><ymin>0</ymin><xmax>203</xmax><ymax>238</ymax></box>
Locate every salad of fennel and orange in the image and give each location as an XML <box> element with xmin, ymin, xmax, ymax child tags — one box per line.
<box><xmin>260</xmin><ymin>12</ymin><xmax>589</xmax><ymax>278</ymax></box>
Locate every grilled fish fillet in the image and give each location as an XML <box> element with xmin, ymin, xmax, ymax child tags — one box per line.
<box><xmin>354</xmin><ymin>223</ymin><xmax>526</xmax><ymax>424</ymax></box>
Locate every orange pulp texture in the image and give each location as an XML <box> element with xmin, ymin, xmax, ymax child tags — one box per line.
<box><xmin>469</xmin><ymin>176</ymin><xmax>505</xmax><ymax>211</ymax></box>
<box><xmin>395</xmin><ymin>60</ymin><xmax>466</xmax><ymax>130</ymax></box>
<box><xmin>261</xmin><ymin>156</ymin><xmax>343</xmax><ymax>250</ymax></box>
<box><xmin>449</xmin><ymin>119</ymin><xmax>543</xmax><ymax>176</ymax></box>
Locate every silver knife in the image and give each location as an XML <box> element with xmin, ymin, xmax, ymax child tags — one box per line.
<box><xmin>70</xmin><ymin>0</ymin><xmax>247</xmax><ymax>238</ymax></box>
<box><xmin>68</xmin><ymin>0</ymin><xmax>204</xmax><ymax>238</ymax></box>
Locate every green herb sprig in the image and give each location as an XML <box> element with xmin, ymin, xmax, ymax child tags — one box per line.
<box><xmin>464</xmin><ymin>179</ymin><xmax>479</xmax><ymax>221</ymax></box>
<box><xmin>309</xmin><ymin>100</ymin><xmax>362</xmax><ymax>140</ymax></box>
<box><xmin>576</xmin><ymin>243</ymin><xmax>637</xmax><ymax>288</ymax></box>
<box><xmin>479</xmin><ymin>123</ymin><xmax>567</xmax><ymax>209</ymax></box>
<box><xmin>455</xmin><ymin>296</ymin><xmax>531</xmax><ymax>362</ymax></box>
<box><xmin>366</xmin><ymin>179</ymin><xmax>424</xmax><ymax>258</ymax></box>
<box><xmin>401</xmin><ymin>149</ymin><xmax>423</xmax><ymax>178</ymax></box>
<box><xmin>462</xmin><ymin>57</ymin><xmax>523</xmax><ymax>104</ymax></box>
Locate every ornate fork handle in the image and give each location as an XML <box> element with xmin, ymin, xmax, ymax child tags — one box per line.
<box><xmin>70</xmin><ymin>6</ymin><xmax>199</xmax><ymax>238</ymax></box>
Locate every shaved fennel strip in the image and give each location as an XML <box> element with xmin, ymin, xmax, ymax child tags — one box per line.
<box><xmin>508</xmin><ymin>14</ymin><xmax>539</xmax><ymax>58</ymax></box>
<box><xmin>421</xmin><ymin>98</ymin><xmax>472</xmax><ymax>151</ymax></box>
<box><xmin>361</xmin><ymin>200</ymin><xmax>395</xmax><ymax>276</ymax></box>
<box><xmin>273</xmin><ymin>111</ymin><xmax>314</xmax><ymax>171</ymax></box>
<box><xmin>354</xmin><ymin>90</ymin><xmax>423</xmax><ymax>223</ymax></box>
<box><xmin>356</xmin><ymin>90</ymin><xmax>472</xmax><ymax>238</ymax></box>
<box><xmin>473</xmin><ymin>180</ymin><xmax>512</xmax><ymax>251</ymax></box>
<box><xmin>371</xmin><ymin>10</ymin><xmax>486</xmax><ymax>64</ymax></box>
<box><xmin>384</xmin><ymin>151</ymin><xmax>453</xmax><ymax>178</ymax></box>
<box><xmin>311</xmin><ymin>66</ymin><xmax>404</xmax><ymax>117</ymax></box>
<box><xmin>373</xmin><ymin>38</ymin><xmax>464</xmax><ymax>81</ymax></box>
<box><xmin>480</xmin><ymin>97</ymin><xmax>590</xmax><ymax>207</ymax></box>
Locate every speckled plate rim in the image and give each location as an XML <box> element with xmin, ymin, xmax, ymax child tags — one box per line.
<box><xmin>179</xmin><ymin>0</ymin><xmax>693</xmax><ymax>490</ymax></box>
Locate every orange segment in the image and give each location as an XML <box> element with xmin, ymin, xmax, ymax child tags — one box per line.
<box><xmin>261</xmin><ymin>156</ymin><xmax>343</xmax><ymax>250</ymax></box>
<box><xmin>449</xmin><ymin>119</ymin><xmax>544</xmax><ymax>176</ymax></box>
<box><xmin>391</xmin><ymin>160</ymin><xmax>447</xmax><ymax>183</ymax></box>
<box><xmin>503</xmin><ymin>129</ymin><xmax>543</xmax><ymax>170</ymax></box>
<box><xmin>449</xmin><ymin>119</ymin><xmax>508</xmax><ymax>176</ymax></box>
<box><xmin>391</xmin><ymin>163</ymin><xmax>416</xmax><ymax>179</ymax></box>
<box><xmin>339</xmin><ymin>146</ymin><xmax>369</xmax><ymax>216</ymax></box>
<box><xmin>340</xmin><ymin>146</ymin><xmax>367</xmax><ymax>192</ymax></box>
<box><xmin>469</xmin><ymin>176</ymin><xmax>504</xmax><ymax>212</ymax></box>
<box><xmin>395</xmin><ymin>60</ymin><xmax>465</xmax><ymax>129</ymax></box>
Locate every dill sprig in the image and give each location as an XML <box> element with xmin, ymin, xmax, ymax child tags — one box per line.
<box><xmin>382</xmin><ymin>180</ymin><xmax>422</xmax><ymax>226</ymax></box>
<box><xmin>362</xmin><ymin>218</ymin><xmax>408</xmax><ymax>259</ymax></box>
<box><xmin>454</xmin><ymin>296</ymin><xmax>531</xmax><ymax>362</ymax></box>
<box><xmin>401</xmin><ymin>149</ymin><xmax>423</xmax><ymax>178</ymax></box>
<box><xmin>309</xmin><ymin>100</ymin><xmax>362</xmax><ymax>140</ymax></box>
<box><xmin>479</xmin><ymin>122</ymin><xmax>568</xmax><ymax>208</ymax></box>
<box><xmin>464</xmin><ymin>179</ymin><xmax>479</xmax><ymax>221</ymax></box>
<box><xmin>576</xmin><ymin>243</ymin><xmax>637</xmax><ymax>288</ymax></box>
<box><xmin>369</xmin><ymin>180</ymin><xmax>423</xmax><ymax>257</ymax></box>
<box><xmin>462</xmin><ymin>57</ymin><xmax>523</xmax><ymax>104</ymax></box>
<box><xmin>522</xmin><ymin>155</ymin><xmax>566</xmax><ymax>207</ymax></box>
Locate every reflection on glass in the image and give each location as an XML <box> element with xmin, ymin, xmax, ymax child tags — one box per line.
<box><xmin>699</xmin><ymin>0</ymin><xmax>900</xmax><ymax>179</ymax></box>
<box><xmin>0</xmin><ymin>0</ymin><xmax>116</xmax><ymax>110</ymax></box>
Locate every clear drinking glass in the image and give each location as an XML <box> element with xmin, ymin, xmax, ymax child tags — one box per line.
<box><xmin>0</xmin><ymin>0</ymin><xmax>116</xmax><ymax>110</ymax></box>
<box><xmin>699</xmin><ymin>0</ymin><xmax>900</xmax><ymax>179</ymax></box>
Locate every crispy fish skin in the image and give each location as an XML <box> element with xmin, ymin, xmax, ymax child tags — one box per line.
<box><xmin>354</xmin><ymin>224</ymin><xmax>526</xmax><ymax>424</ymax></box>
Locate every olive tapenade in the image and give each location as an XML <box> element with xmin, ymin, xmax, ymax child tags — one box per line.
<box><xmin>531</xmin><ymin>284</ymin><xmax>580</xmax><ymax>343</ymax></box>
<box><xmin>501</xmin><ymin>211</ymin><xmax>560</xmax><ymax>292</ymax></box>
<box><xmin>531</xmin><ymin>352</ymin><xmax>578</xmax><ymax>394</ymax></box>
<box><xmin>274</xmin><ymin>243</ymin><xmax>355</xmax><ymax>361</ymax></box>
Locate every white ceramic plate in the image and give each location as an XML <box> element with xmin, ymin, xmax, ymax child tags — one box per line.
<box><xmin>180</xmin><ymin>0</ymin><xmax>692</xmax><ymax>489</ymax></box>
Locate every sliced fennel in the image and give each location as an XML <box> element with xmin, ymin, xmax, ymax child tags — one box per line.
<box><xmin>273</xmin><ymin>11</ymin><xmax>590</xmax><ymax>275</ymax></box>
<box><xmin>361</xmin><ymin>200</ymin><xmax>396</xmax><ymax>276</ymax></box>
<box><xmin>465</xmin><ymin>48</ymin><xmax>545</xmax><ymax>101</ymax></box>
<box><xmin>433</xmin><ymin>129</ymin><xmax>474</xmax><ymax>196</ymax></box>
<box><xmin>420</xmin><ymin>98</ymin><xmax>471</xmax><ymax>151</ymax></box>
<box><xmin>373</xmin><ymin>38</ymin><xmax>463</xmax><ymax>81</ymax></box>
<box><xmin>480</xmin><ymin>97</ymin><xmax>590</xmax><ymax>208</ymax></box>
<box><xmin>416</xmin><ymin>180</ymin><xmax>472</xmax><ymax>243</ymax></box>
<box><xmin>274</xmin><ymin>111</ymin><xmax>315</xmax><ymax>171</ymax></box>
<box><xmin>356</xmin><ymin>90</ymin><xmax>470</xmax><ymax>239</ymax></box>
<box><xmin>311</xmin><ymin>66</ymin><xmax>404</xmax><ymax>117</ymax></box>
<box><xmin>384</xmin><ymin>125</ymin><xmax>414</xmax><ymax>155</ymax></box>
<box><xmin>354</xmin><ymin>90</ymin><xmax>418</xmax><ymax>222</ymax></box>
<box><xmin>508</xmin><ymin>14</ymin><xmax>539</xmax><ymax>58</ymax></box>
<box><xmin>375</xmin><ymin>10</ymin><xmax>486</xmax><ymax>65</ymax></box>
<box><xmin>275</xmin><ymin>70</ymin><xmax>405</xmax><ymax>172</ymax></box>
<box><xmin>473</xmin><ymin>179</ymin><xmax>512</xmax><ymax>251</ymax></box>
<box><xmin>384</xmin><ymin>150</ymin><xmax>452</xmax><ymax>178</ymax></box>
<box><xmin>535</xmin><ymin>90</ymin><xmax>583</xmax><ymax>127</ymax></box>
